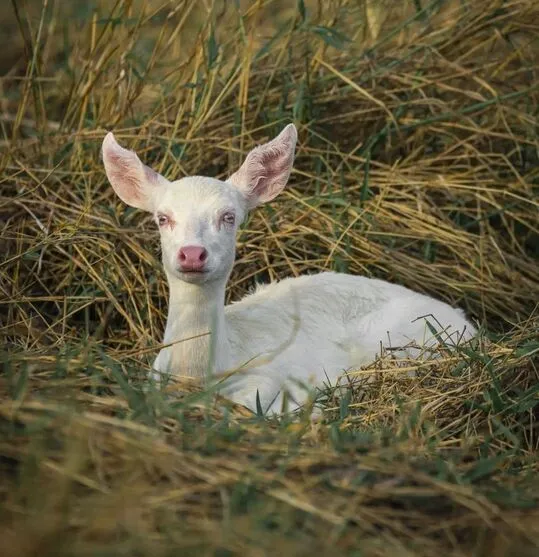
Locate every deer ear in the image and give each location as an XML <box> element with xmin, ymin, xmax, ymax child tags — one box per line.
<box><xmin>228</xmin><ymin>124</ymin><xmax>297</xmax><ymax>209</ymax></box>
<box><xmin>102</xmin><ymin>132</ymin><xmax>166</xmax><ymax>212</ymax></box>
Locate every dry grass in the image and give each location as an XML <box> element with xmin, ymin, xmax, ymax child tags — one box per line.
<box><xmin>1</xmin><ymin>0</ymin><xmax>538</xmax><ymax>555</ymax></box>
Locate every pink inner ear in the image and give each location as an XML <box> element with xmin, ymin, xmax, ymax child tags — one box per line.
<box><xmin>250</xmin><ymin>146</ymin><xmax>293</xmax><ymax>199</ymax></box>
<box><xmin>105</xmin><ymin>150</ymin><xmax>145</xmax><ymax>202</ymax></box>
<box><xmin>226</xmin><ymin>124</ymin><xmax>297</xmax><ymax>207</ymax></box>
<box><xmin>102</xmin><ymin>132</ymin><xmax>164</xmax><ymax>211</ymax></box>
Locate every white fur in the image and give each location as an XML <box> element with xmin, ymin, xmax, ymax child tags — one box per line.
<box><xmin>102</xmin><ymin>125</ymin><xmax>476</xmax><ymax>415</ymax></box>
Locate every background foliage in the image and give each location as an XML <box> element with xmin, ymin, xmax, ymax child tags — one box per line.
<box><xmin>1</xmin><ymin>1</ymin><xmax>538</xmax><ymax>555</ymax></box>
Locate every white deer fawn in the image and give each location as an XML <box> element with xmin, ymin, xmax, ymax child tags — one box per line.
<box><xmin>102</xmin><ymin>124</ymin><xmax>476</xmax><ymax>414</ymax></box>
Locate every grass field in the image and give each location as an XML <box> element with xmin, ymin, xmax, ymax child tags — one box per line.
<box><xmin>1</xmin><ymin>0</ymin><xmax>538</xmax><ymax>555</ymax></box>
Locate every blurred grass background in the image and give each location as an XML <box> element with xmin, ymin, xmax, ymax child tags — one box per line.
<box><xmin>1</xmin><ymin>1</ymin><xmax>538</xmax><ymax>556</ymax></box>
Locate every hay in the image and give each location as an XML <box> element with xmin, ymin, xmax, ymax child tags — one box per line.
<box><xmin>1</xmin><ymin>0</ymin><xmax>538</xmax><ymax>555</ymax></box>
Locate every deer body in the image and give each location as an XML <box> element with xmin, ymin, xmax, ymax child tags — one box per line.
<box><xmin>102</xmin><ymin>124</ymin><xmax>476</xmax><ymax>415</ymax></box>
<box><xmin>154</xmin><ymin>271</ymin><xmax>474</xmax><ymax>413</ymax></box>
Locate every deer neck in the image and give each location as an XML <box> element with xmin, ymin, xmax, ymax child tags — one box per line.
<box><xmin>163</xmin><ymin>273</ymin><xmax>231</xmax><ymax>379</ymax></box>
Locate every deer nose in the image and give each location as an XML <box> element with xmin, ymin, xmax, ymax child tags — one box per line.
<box><xmin>178</xmin><ymin>245</ymin><xmax>208</xmax><ymax>272</ymax></box>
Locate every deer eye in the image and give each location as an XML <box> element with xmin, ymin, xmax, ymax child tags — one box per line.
<box><xmin>157</xmin><ymin>214</ymin><xmax>169</xmax><ymax>227</ymax></box>
<box><xmin>221</xmin><ymin>212</ymin><xmax>235</xmax><ymax>227</ymax></box>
